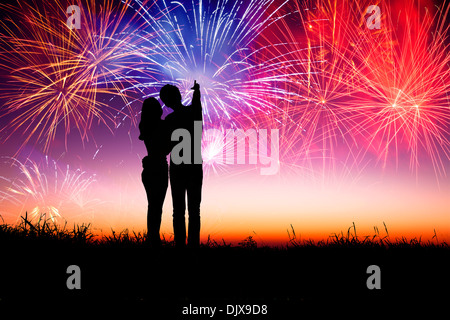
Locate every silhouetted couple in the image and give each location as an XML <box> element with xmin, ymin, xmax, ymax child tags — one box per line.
<box><xmin>139</xmin><ymin>81</ymin><xmax>203</xmax><ymax>249</ymax></box>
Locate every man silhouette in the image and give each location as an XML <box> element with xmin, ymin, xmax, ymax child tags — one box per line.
<box><xmin>160</xmin><ymin>81</ymin><xmax>203</xmax><ymax>248</ymax></box>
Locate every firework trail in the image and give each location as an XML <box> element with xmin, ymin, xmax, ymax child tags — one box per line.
<box><xmin>0</xmin><ymin>156</ymin><xmax>98</xmax><ymax>222</ymax></box>
<box><xmin>0</xmin><ymin>0</ymin><xmax>153</xmax><ymax>152</ymax></box>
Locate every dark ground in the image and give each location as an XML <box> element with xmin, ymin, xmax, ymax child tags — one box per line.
<box><xmin>1</xmin><ymin>236</ymin><xmax>449</xmax><ymax>317</ymax></box>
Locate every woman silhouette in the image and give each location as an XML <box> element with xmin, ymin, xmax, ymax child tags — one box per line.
<box><xmin>139</xmin><ymin>97</ymin><xmax>170</xmax><ymax>247</ymax></box>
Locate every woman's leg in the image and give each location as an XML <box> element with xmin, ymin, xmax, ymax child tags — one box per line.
<box><xmin>142</xmin><ymin>167</ymin><xmax>168</xmax><ymax>246</ymax></box>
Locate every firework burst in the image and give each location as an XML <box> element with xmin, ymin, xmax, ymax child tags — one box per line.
<box><xmin>0</xmin><ymin>156</ymin><xmax>98</xmax><ymax>222</ymax></box>
<box><xmin>123</xmin><ymin>0</ymin><xmax>306</xmax><ymax>127</ymax></box>
<box><xmin>345</xmin><ymin>0</ymin><xmax>450</xmax><ymax>178</ymax></box>
<box><xmin>266</xmin><ymin>0</ymin><xmax>450</xmax><ymax>181</ymax></box>
<box><xmin>0</xmin><ymin>0</ymin><xmax>153</xmax><ymax>152</ymax></box>
<box><xmin>259</xmin><ymin>0</ymin><xmax>366</xmax><ymax>179</ymax></box>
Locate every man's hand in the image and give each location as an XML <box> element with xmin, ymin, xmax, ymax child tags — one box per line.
<box><xmin>191</xmin><ymin>80</ymin><xmax>200</xmax><ymax>91</ymax></box>
<box><xmin>190</xmin><ymin>80</ymin><xmax>201</xmax><ymax>118</ymax></box>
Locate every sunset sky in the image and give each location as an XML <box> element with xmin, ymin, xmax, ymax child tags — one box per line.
<box><xmin>0</xmin><ymin>0</ymin><xmax>448</xmax><ymax>244</ymax></box>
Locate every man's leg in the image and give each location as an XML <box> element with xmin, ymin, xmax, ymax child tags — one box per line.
<box><xmin>170</xmin><ymin>169</ymin><xmax>187</xmax><ymax>248</ymax></box>
<box><xmin>187</xmin><ymin>167</ymin><xmax>203</xmax><ymax>248</ymax></box>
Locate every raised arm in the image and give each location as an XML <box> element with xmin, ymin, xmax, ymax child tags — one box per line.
<box><xmin>191</xmin><ymin>80</ymin><xmax>202</xmax><ymax>120</ymax></box>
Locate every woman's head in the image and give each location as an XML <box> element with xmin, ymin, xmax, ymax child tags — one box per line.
<box><xmin>141</xmin><ymin>97</ymin><xmax>162</xmax><ymax>121</ymax></box>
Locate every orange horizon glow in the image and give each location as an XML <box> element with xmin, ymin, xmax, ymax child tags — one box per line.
<box><xmin>2</xmin><ymin>167</ymin><xmax>448</xmax><ymax>245</ymax></box>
